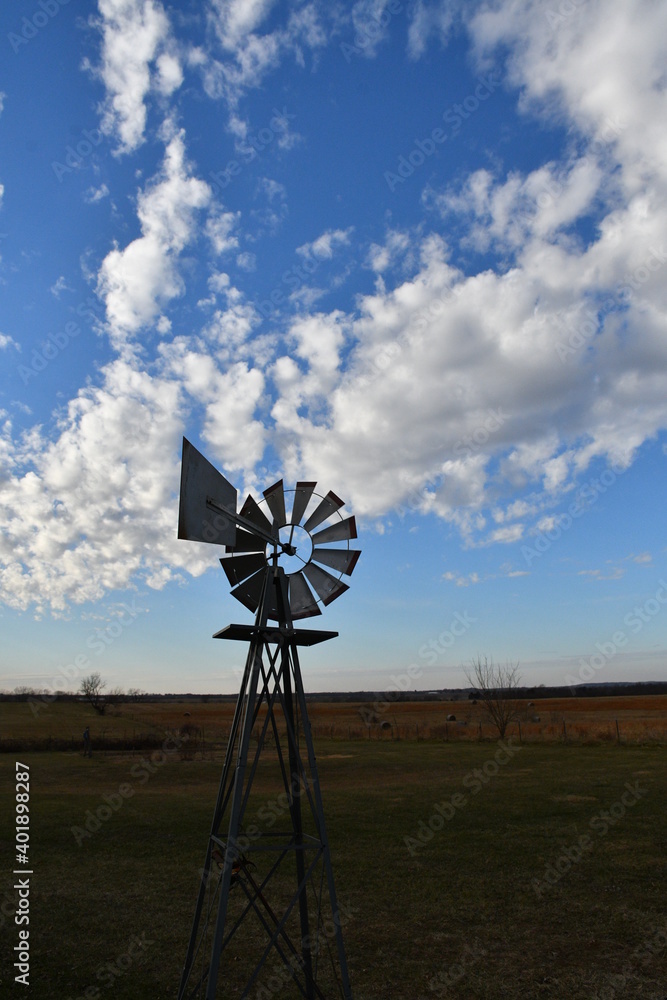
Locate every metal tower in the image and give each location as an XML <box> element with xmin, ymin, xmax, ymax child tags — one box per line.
<box><xmin>176</xmin><ymin>438</ymin><xmax>359</xmax><ymax>1000</ymax></box>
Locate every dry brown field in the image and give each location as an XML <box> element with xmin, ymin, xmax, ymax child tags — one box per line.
<box><xmin>2</xmin><ymin>693</ymin><xmax>666</xmax><ymax>750</ymax></box>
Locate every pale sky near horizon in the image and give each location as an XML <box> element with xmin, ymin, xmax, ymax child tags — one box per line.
<box><xmin>1</xmin><ymin>0</ymin><xmax>667</xmax><ymax>695</ymax></box>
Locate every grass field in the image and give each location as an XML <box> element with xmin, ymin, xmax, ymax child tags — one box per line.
<box><xmin>1</xmin><ymin>736</ymin><xmax>666</xmax><ymax>999</ymax></box>
<box><xmin>2</xmin><ymin>694</ymin><xmax>667</xmax><ymax>750</ymax></box>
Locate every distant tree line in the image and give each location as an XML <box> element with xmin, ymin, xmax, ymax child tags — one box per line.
<box><xmin>2</xmin><ymin>680</ymin><xmax>666</xmax><ymax>703</ymax></box>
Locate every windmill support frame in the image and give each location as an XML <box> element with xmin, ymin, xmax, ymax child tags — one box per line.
<box><xmin>177</xmin><ymin>567</ymin><xmax>353</xmax><ymax>1000</ymax></box>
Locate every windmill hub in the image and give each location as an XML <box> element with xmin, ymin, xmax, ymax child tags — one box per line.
<box><xmin>270</xmin><ymin>523</ymin><xmax>313</xmax><ymax>573</ymax></box>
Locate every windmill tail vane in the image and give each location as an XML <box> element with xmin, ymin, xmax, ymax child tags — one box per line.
<box><xmin>176</xmin><ymin>437</ymin><xmax>359</xmax><ymax>1000</ymax></box>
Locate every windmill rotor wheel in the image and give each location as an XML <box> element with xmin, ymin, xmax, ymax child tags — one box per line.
<box><xmin>219</xmin><ymin>480</ymin><xmax>360</xmax><ymax>621</ymax></box>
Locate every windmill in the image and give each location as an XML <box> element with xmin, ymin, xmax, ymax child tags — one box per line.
<box><xmin>176</xmin><ymin>438</ymin><xmax>359</xmax><ymax>1000</ymax></box>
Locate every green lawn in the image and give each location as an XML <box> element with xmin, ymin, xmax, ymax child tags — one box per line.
<box><xmin>1</xmin><ymin>742</ymin><xmax>666</xmax><ymax>999</ymax></box>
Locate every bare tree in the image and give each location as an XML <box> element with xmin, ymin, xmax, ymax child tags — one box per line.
<box><xmin>464</xmin><ymin>656</ymin><xmax>522</xmax><ymax>740</ymax></box>
<box><xmin>80</xmin><ymin>672</ymin><xmax>108</xmax><ymax>715</ymax></box>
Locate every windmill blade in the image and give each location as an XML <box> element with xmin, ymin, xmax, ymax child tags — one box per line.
<box><xmin>289</xmin><ymin>572</ymin><xmax>322</xmax><ymax>619</ymax></box>
<box><xmin>312</xmin><ymin>547</ymin><xmax>360</xmax><ymax>577</ymax></box>
<box><xmin>263</xmin><ymin>480</ymin><xmax>286</xmax><ymax>527</ymax></box>
<box><xmin>224</xmin><ymin>528</ymin><xmax>265</xmax><ymax>554</ymax></box>
<box><xmin>302</xmin><ymin>491</ymin><xmax>345</xmax><ymax>533</ymax></box>
<box><xmin>178</xmin><ymin>437</ymin><xmax>237</xmax><ymax>546</ymax></box>
<box><xmin>290</xmin><ymin>482</ymin><xmax>316</xmax><ymax>526</ymax></box>
<box><xmin>239</xmin><ymin>494</ymin><xmax>275</xmax><ymax>539</ymax></box>
<box><xmin>303</xmin><ymin>562</ymin><xmax>350</xmax><ymax>607</ymax></box>
<box><xmin>311</xmin><ymin>515</ymin><xmax>357</xmax><ymax>545</ymax></box>
<box><xmin>219</xmin><ymin>553</ymin><xmax>266</xmax><ymax>588</ymax></box>
<box><xmin>230</xmin><ymin>567</ymin><xmax>281</xmax><ymax>620</ymax></box>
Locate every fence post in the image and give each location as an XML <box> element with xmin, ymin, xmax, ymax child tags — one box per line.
<box><xmin>478</xmin><ymin>722</ymin><xmax>482</xmax><ymax>741</ymax></box>
<box><xmin>445</xmin><ymin>722</ymin><xmax>449</xmax><ymax>742</ymax></box>
<box><xmin>562</xmin><ymin>720</ymin><xmax>567</xmax><ymax>742</ymax></box>
<box><xmin>615</xmin><ymin>719</ymin><xmax>620</xmax><ymax>743</ymax></box>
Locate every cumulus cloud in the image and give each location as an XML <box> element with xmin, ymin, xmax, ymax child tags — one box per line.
<box><xmin>366</xmin><ymin>230</ymin><xmax>412</xmax><ymax>273</ymax></box>
<box><xmin>205</xmin><ymin>209</ymin><xmax>240</xmax><ymax>256</ymax></box>
<box><xmin>91</xmin><ymin>0</ymin><xmax>183</xmax><ymax>154</ymax></box>
<box><xmin>0</xmin><ymin>311</ymin><xmax>269</xmax><ymax>613</ymax></box>
<box><xmin>297</xmin><ymin>228</ymin><xmax>354</xmax><ymax>261</ymax></box>
<box><xmin>210</xmin><ymin>0</ymin><xmax>279</xmax><ymax>51</ymax></box>
<box><xmin>266</xmin><ymin>1</ymin><xmax>667</xmax><ymax>548</ymax></box>
<box><xmin>203</xmin><ymin>0</ymin><xmax>329</xmax><ymax>108</ymax></box>
<box><xmin>97</xmin><ymin>126</ymin><xmax>210</xmax><ymax>347</ymax></box>
<box><xmin>0</xmin><ymin>360</ymin><xmax>194</xmax><ymax>613</ymax></box>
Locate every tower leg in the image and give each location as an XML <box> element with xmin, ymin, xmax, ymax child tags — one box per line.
<box><xmin>281</xmin><ymin>642</ymin><xmax>315</xmax><ymax>998</ymax></box>
<box><xmin>205</xmin><ymin>641</ymin><xmax>264</xmax><ymax>999</ymax></box>
<box><xmin>290</xmin><ymin>644</ymin><xmax>353</xmax><ymax>1000</ymax></box>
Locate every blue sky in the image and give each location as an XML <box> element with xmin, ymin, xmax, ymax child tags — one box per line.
<box><xmin>1</xmin><ymin>0</ymin><xmax>667</xmax><ymax>695</ymax></box>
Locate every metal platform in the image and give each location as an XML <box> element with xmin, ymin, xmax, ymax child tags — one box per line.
<box><xmin>213</xmin><ymin>624</ymin><xmax>338</xmax><ymax>646</ymax></box>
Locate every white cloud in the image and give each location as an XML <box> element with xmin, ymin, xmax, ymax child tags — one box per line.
<box><xmin>407</xmin><ymin>0</ymin><xmax>456</xmax><ymax>59</ymax></box>
<box><xmin>97</xmin><ymin>126</ymin><xmax>210</xmax><ymax>347</ymax></box>
<box><xmin>160</xmin><ymin>344</ymin><xmax>266</xmax><ymax>471</ymax></box>
<box><xmin>0</xmin><ymin>333</ymin><xmax>19</xmax><ymax>351</ymax></box>
<box><xmin>349</xmin><ymin>0</ymin><xmax>394</xmax><ymax>58</ymax></box>
<box><xmin>488</xmin><ymin>525</ymin><xmax>524</xmax><ymax>545</ymax></box>
<box><xmin>91</xmin><ymin>0</ymin><xmax>183</xmax><ymax>154</ymax></box>
<box><xmin>628</xmin><ymin>552</ymin><xmax>652</xmax><ymax>565</ymax></box>
<box><xmin>84</xmin><ymin>183</ymin><xmax>110</xmax><ymax>203</ymax></box>
<box><xmin>297</xmin><ymin>227</ymin><xmax>354</xmax><ymax>261</ymax></box>
<box><xmin>442</xmin><ymin>570</ymin><xmax>480</xmax><ymax>586</ymax></box>
<box><xmin>155</xmin><ymin>51</ymin><xmax>183</xmax><ymax>95</ymax></box>
<box><xmin>50</xmin><ymin>276</ymin><xmax>72</xmax><ymax>298</ymax></box>
<box><xmin>210</xmin><ymin>0</ymin><xmax>278</xmax><ymax>51</ymax></box>
<box><xmin>259</xmin><ymin>178</ymin><xmax>286</xmax><ymax>203</ymax></box>
<box><xmin>236</xmin><ymin>251</ymin><xmax>256</xmax><ymax>271</ymax></box>
<box><xmin>270</xmin><ymin>0</ymin><xmax>667</xmax><ymax>542</ymax></box>
<box><xmin>0</xmin><ymin>360</ymin><xmax>199</xmax><ymax>614</ymax></box>
<box><xmin>578</xmin><ymin>567</ymin><xmax>625</xmax><ymax>581</ymax></box>
<box><xmin>205</xmin><ymin>209</ymin><xmax>240</xmax><ymax>256</ymax></box>
<box><xmin>202</xmin><ymin>1</ymin><xmax>329</xmax><ymax>108</ymax></box>
<box><xmin>366</xmin><ymin>230</ymin><xmax>411</xmax><ymax>273</ymax></box>
<box><xmin>0</xmin><ymin>307</ymin><xmax>269</xmax><ymax>613</ymax></box>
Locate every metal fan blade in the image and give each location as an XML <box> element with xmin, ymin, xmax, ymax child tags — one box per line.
<box><xmin>289</xmin><ymin>571</ymin><xmax>322</xmax><ymax>619</ymax></box>
<box><xmin>178</xmin><ymin>437</ymin><xmax>237</xmax><ymax>546</ymax></box>
<box><xmin>230</xmin><ymin>567</ymin><xmax>268</xmax><ymax>614</ymax></box>
<box><xmin>302</xmin><ymin>491</ymin><xmax>345</xmax><ymax>533</ymax></box>
<box><xmin>311</xmin><ymin>515</ymin><xmax>357</xmax><ymax>545</ymax></box>
<box><xmin>263</xmin><ymin>480</ymin><xmax>286</xmax><ymax>527</ymax></box>
<box><xmin>312</xmin><ymin>547</ymin><xmax>360</xmax><ymax>576</ymax></box>
<box><xmin>303</xmin><ymin>563</ymin><xmax>350</xmax><ymax>606</ymax></box>
<box><xmin>224</xmin><ymin>528</ymin><xmax>265</xmax><ymax>553</ymax></box>
<box><xmin>290</xmin><ymin>481</ymin><xmax>316</xmax><ymax>526</ymax></box>
<box><xmin>239</xmin><ymin>494</ymin><xmax>276</xmax><ymax>539</ymax></box>
<box><xmin>219</xmin><ymin>553</ymin><xmax>266</xmax><ymax>588</ymax></box>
